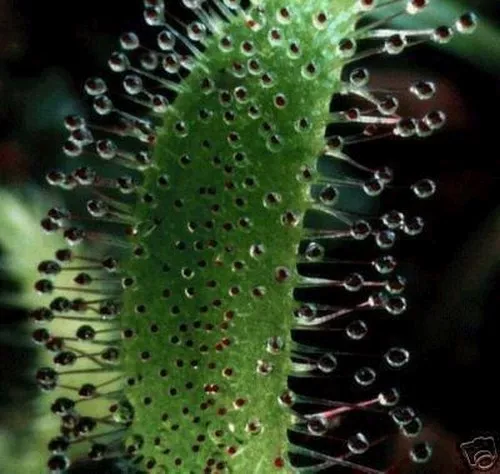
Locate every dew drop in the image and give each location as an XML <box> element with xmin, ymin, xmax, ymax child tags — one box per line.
<box><xmin>456</xmin><ymin>12</ymin><xmax>478</xmax><ymax>35</ymax></box>
<box><xmin>409</xmin><ymin>442</ymin><xmax>433</xmax><ymax>463</ymax></box>
<box><xmin>375</xmin><ymin>230</ymin><xmax>396</xmax><ymax>249</ymax></box>
<box><xmin>187</xmin><ymin>21</ymin><xmax>207</xmax><ymax>42</ymax></box>
<box><xmin>307</xmin><ymin>416</ymin><xmax>328</xmax><ymax>436</ymax></box>
<box><xmin>384</xmin><ymin>296</ymin><xmax>407</xmax><ymax>315</ymax></box>
<box><xmin>152</xmin><ymin>94</ymin><xmax>169</xmax><ymax>113</ymax></box>
<box><xmin>319</xmin><ymin>184</ymin><xmax>338</xmax><ymax>205</ymax></box>
<box><xmin>411</xmin><ymin>178</ymin><xmax>436</xmax><ymax>198</ymax></box>
<box><xmin>182</xmin><ymin>0</ymin><xmax>204</xmax><ymax>8</ymax></box>
<box><xmin>406</xmin><ymin>0</ymin><xmax>428</xmax><ymax>15</ymax></box>
<box><xmin>304</xmin><ymin>242</ymin><xmax>325</xmax><ymax>261</ymax></box>
<box><xmin>384</xmin><ymin>347</ymin><xmax>410</xmax><ymax>368</ymax></box>
<box><xmin>76</xmin><ymin>325</ymin><xmax>96</xmax><ymax>341</ymax></box>
<box><xmin>47</xmin><ymin>455</ymin><xmax>70</xmax><ymax>473</ymax></box>
<box><xmin>123</xmin><ymin>75</ymin><xmax>143</xmax><ymax>95</ymax></box>
<box><xmin>124</xmin><ymin>433</ymin><xmax>145</xmax><ymax>455</ymax></box>
<box><xmin>38</xmin><ymin>260</ymin><xmax>61</xmax><ymax>275</ymax></box>
<box><xmin>378</xmin><ymin>387</ymin><xmax>400</xmax><ymax>406</ymax></box>
<box><xmin>363</xmin><ymin>178</ymin><xmax>384</xmax><ymax>196</ymax></box>
<box><xmin>317</xmin><ymin>353</ymin><xmax>337</xmax><ymax>373</ymax></box>
<box><xmin>256</xmin><ymin>359</ymin><xmax>274</xmax><ymax>376</ymax></box>
<box><xmin>350</xmin><ymin>220</ymin><xmax>371</xmax><ymax>240</ymax></box>
<box><xmin>410</xmin><ymin>80</ymin><xmax>436</xmax><ymax>100</ymax></box>
<box><xmin>141</xmin><ymin>51</ymin><xmax>159</xmax><ymax>70</ymax></box>
<box><xmin>385</xmin><ymin>275</ymin><xmax>406</xmax><ymax>294</ymax></box>
<box><xmin>48</xmin><ymin>436</ymin><xmax>70</xmax><ymax>454</ymax></box>
<box><xmin>84</xmin><ymin>77</ymin><xmax>107</xmax><ymax>96</ymax></box>
<box><xmin>337</xmin><ymin>38</ymin><xmax>357</xmax><ymax>58</ymax></box>
<box><xmin>294</xmin><ymin>304</ymin><xmax>317</xmax><ymax>324</ymax></box>
<box><xmin>51</xmin><ymin>397</ymin><xmax>75</xmax><ymax>416</ymax></box>
<box><xmin>267</xmin><ymin>336</ymin><xmax>284</xmax><ymax>354</ymax></box>
<box><xmin>64</xmin><ymin>115</ymin><xmax>86</xmax><ymax>131</ymax></box>
<box><xmin>404</xmin><ymin>215</ymin><xmax>425</xmax><ymax>235</ymax></box>
<box><xmin>373</xmin><ymin>255</ymin><xmax>397</xmax><ymax>274</ymax></box>
<box><xmin>347</xmin><ymin>432</ymin><xmax>369</xmax><ymax>454</ymax></box>
<box><xmin>345</xmin><ymin>320</ymin><xmax>368</xmax><ymax>340</ymax></box>
<box><xmin>384</xmin><ymin>34</ymin><xmax>406</xmax><ymax>55</ymax></box>
<box><xmin>354</xmin><ymin>366</ymin><xmax>376</xmax><ymax>386</ymax></box>
<box><xmin>349</xmin><ymin>67</ymin><xmax>370</xmax><ymax>87</ymax></box>
<box><xmin>120</xmin><ymin>32</ymin><xmax>140</xmax><ymax>50</ymax></box>
<box><xmin>382</xmin><ymin>210</ymin><xmax>404</xmax><ymax>229</ymax></box>
<box><xmin>394</xmin><ymin>118</ymin><xmax>417</xmax><ymax>137</ymax></box>
<box><xmin>390</xmin><ymin>406</ymin><xmax>416</xmax><ymax>426</ymax></box>
<box><xmin>245</xmin><ymin>419</ymin><xmax>262</xmax><ymax>435</ymax></box>
<box><xmin>426</xmin><ymin>110</ymin><xmax>447</xmax><ymax>129</ymax></box>
<box><xmin>432</xmin><ymin>25</ymin><xmax>453</xmax><ymax>44</ymax></box>
<box><xmin>401</xmin><ymin>417</ymin><xmax>423</xmax><ymax>438</ymax></box>
<box><xmin>378</xmin><ymin>96</ymin><xmax>399</xmax><ymax>115</ymax></box>
<box><xmin>108</xmin><ymin>51</ymin><xmax>130</xmax><ymax>72</ymax></box>
<box><xmin>343</xmin><ymin>273</ymin><xmax>364</xmax><ymax>292</ymax></box>
<box><xmin>144</xmin><ymin>6</ymin><xmax>163</xmax><ymax>26</ymax></box>
<box><xmin>266</xmin><ymin>134</ymin><xmax>283</xmax><ymax>152</ymax></box>
<box><xmin>157</xmin><ymin>30</ymin><xmax>175</xmax><ymax>50</ymax></box>
<box><xmin>93</xmin><ymin>95</ymin><xmax>114</xmax><ymax>115</ymax></box>
<box><xmin>112</xmin><ymin>399</ymin><xmax>135</xmax><ymax>424</ymax></box>
<box><xmin>95</xmin><ymin>139</ymin><xmax>117</xmax><ymax>159</ymax></box>
<box><xmin>88</xmin><ymin>443</ymin><xmax>107</xmax><ymax>461</ymax></box>
<box><xmin>374</xmin><ymin>166</ymin><xmax>393</xmax><ymax>184</ymax></box>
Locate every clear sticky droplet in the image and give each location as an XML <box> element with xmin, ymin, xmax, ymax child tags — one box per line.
<box><xmin>267</xmin><ymin>336</ymin><xmax>284</xmax><ymax>354</ymax></box>
<box><xmin>347</xmin><ymin>432</ymin><xmax>369</xmax><ymax>454</ymax></box>
<box><xmin>350</xmin><ymin>220</ymin><xmax>371</xmax><ymax>240</ymax></box>
<box><xmin>304</xmin><ymin>242</ymin><xmax>325</xmax><ymax>261</ymax></box>
<box><xmin>390</xmin><ymin>406</ymin><xmax>416</xmax><ymax>426</ymax></box>
<box><xmin>120</xmin><ymin>32</ymin><xmax>140</xmax><ymax>50</ymax></box>
<box><xmin>317</xmin><ymin>353</ymin><xmax>337</xmax><ymax>373</ymax></box>
<box><xmin>404</xmin><ymin>216</ymin><xmax>425</xmax><ymax>235</ymax></box>
<box><xmin>382</xmin><ymin>210</ymin><xmax>404</xmax><ymax>229</ymax></box>
<box><xmin>455</xmin><ymin>12</ymin><xmax>478</xmax><ymax>35</ymax></box>
<box><xmin>187</xmin><ymin>21</ymin><xmax>207</xmax><ymax>42</ymax></box>
<box><xmin>307</xmin><ymin>416</ymin><xmax>329</xmax><ymax>436</ymax></box>
<box><xmin>349</xmin><ymin>67</ymin><xmax>370</xmax><ymax>87</ymax></box>
<box><xmin>384</xmin><ymin>296</ymin><xmax>407</xmax><ymax>315</ymax></box>
<box><xmin>363</xmin><ymin>178</ymin><xmax>384</xmax><ymax>196</ymax></box>
<box><xmin>409</xmin><ymin>442</ymin><xmax>433</xmax><ymax>463</ymax></box>
<box><xmin>410</xmin><ymin>80</ymin><xmax>436</xmax><ymax>100</ymax></box>
<box><xmin>354</xmin><ymin>367</ymin><xmax>376</xmax><ymax>386</ymax></box>
<box><xmin>84</xmin><ymin>77</ymin><xmax>107</xmax><ymax>96</ymax></box>
<box><xmin>93</xmin><ymin>95</ymin><xmax>114</xmax><ymax>115</ymax></box>
<box><xmin>401</xmin><ymin>417</ymin><xmax>423</xmax><ymax>438</ymax></box>
<box><xmin>157</xmin><ymin>30</ymin><xmax>175</xmax><ymax>50</ymax></box>
<box><xmin>112</xmin><ymin>399</ymin><xmax>135</xmax><ymax>424</ymax></box>
<box><xmin>108</xmin><ymin>51</ymin><xmax>130</xmax><ymax>72</ymax></box>
<box><xmin>294</xmin><ymin>304</ymin><xmax>317</xmax><ymax>324</ymax></box>
<box><xmin>375</xmin><ymin>230</ymin><xmax>396</xmax><ymax>249</ymax></box>
<box><xmin>346</xmin><ymin>320</ymin><xmax>368</xmax><ymax>340</ymax></box>
<box><xmin>385</xmin><ymin>275</ymin><xmax>406</xmax><ymax>294</ymax></box>
<box><xmin>319</xmin><ymin>184</ymin><xmax>338</xmax><ymax>205</ymax></box>
<box><xmin>385</xmin><ymin>34</ymin><xmax>406</xmax><ymax>54</ymax></box>
<box><xmin>343</xmin><ymin>273</ymin><xmax>364</xmax><ymax>292</ymax></box>
<box><xmin>373</xmin><ymin>255</ymin><xmax>397</xmax><ymax>274</ymax></box>
<box><xmin>384</xmin><ymin>347</ymin><xmax>410</xmax><ymax>368</ymax></box>
<box><xmin>378</xmin><ymin>387</ymin><xmax>400</xmax><ymax>406</ymax></box>
<box><xmin>412</xmin><ymin>179</ymin><xmax>436</xmax><ymax>199</ymax></box>
<box><xmin>123</xmin><ymin>75</ymin><xmax>143</xmax><ymax>95</ymax></box>
<box><xmin>374</xmin><ymin>166</ymin><xmax>393</xmax><ymax>184</ymax></box>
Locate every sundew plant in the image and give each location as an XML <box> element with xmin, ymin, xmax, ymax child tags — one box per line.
<box><xmin>30</xmin><ymin>0</ymin><xmax>477</xmax><ymax>473</ymax></box>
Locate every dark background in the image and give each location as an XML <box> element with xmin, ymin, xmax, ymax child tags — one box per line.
<box><xmin>0</xmin><ymin>0</ymin><xmax>499</xmax><ymax>472</ymax></box>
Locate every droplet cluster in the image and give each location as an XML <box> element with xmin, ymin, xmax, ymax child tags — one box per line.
<box><xmin>34</xmin><ymin>0</ymin><xmax>476</xmax><ymax>472</ymax></box>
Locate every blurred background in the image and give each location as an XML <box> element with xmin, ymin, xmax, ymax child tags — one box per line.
<box><xmin>0</xmin><ymin>0</ymin><xmax>499</xmax><ymax>472</ymax></box>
